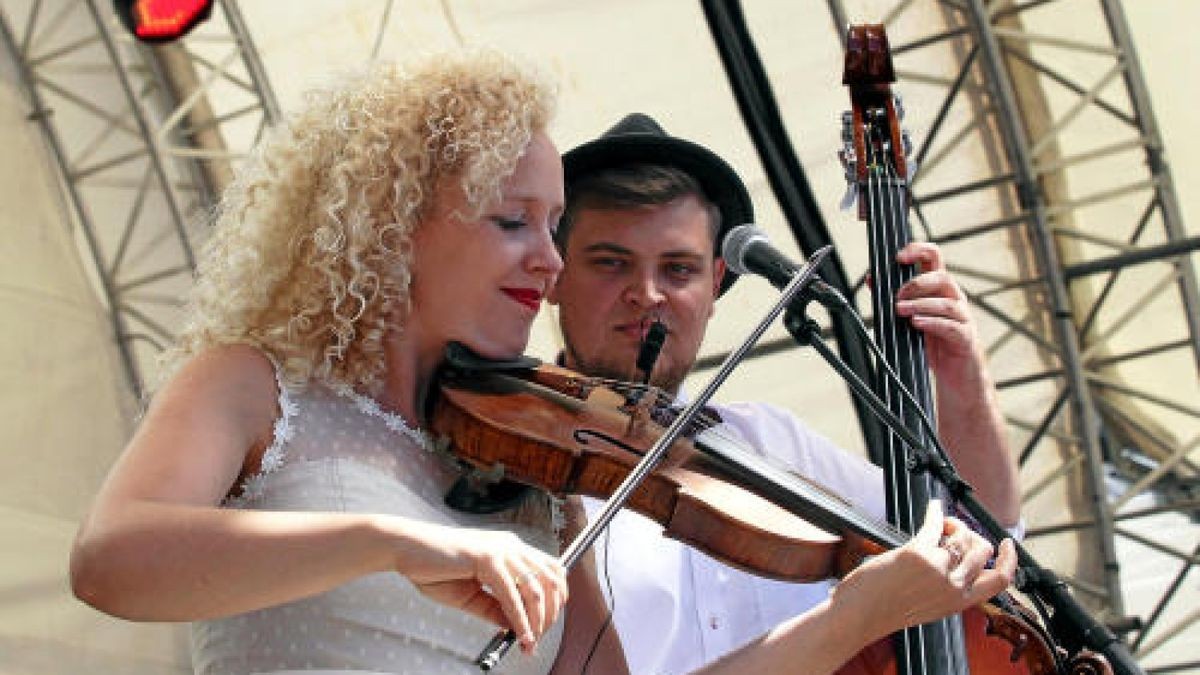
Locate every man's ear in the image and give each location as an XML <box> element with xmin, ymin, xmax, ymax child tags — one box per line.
<box><xmin>709</xmin><ymin>258</ymin><xmax>726</xmax><ymax>318</ymax></box>
<box><xmin>711</xmin><ymin>258</ymin><xmax>726</xmax><ymax>300</ymax></box>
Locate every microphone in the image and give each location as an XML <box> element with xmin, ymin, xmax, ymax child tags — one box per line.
<box><xmin>722</xmin><ymin>225</ymin><xmax>849</xmax><ymax>310</ymax></box>
<box><xmin>636</xmin><ymin>319</ymin><xmax>668</xmax><ymax>379</ymax></box>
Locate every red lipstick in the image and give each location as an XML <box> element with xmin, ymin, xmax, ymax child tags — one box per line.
<box><xmin>503</xmin><ymin>288</ymin><xmax>542</xmax><ymax>310</ymax></box>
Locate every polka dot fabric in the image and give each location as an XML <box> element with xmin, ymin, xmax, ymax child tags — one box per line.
<box><xmin>191</xmin><ymin>382</ymin><xmax>563</xmax><ymax>674</ymax></box>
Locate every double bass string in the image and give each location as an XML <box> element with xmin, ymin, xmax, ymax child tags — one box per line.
<box><xmin>867</xmin><ymin>111</ymin><xmax>968</xmax><ymax>674</ymax></box>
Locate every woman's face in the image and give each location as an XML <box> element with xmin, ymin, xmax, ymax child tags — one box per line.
<box><xmin>407</xmin><ymin>131</ymin><xmax>564</xmax><ymax>362</ymax></box>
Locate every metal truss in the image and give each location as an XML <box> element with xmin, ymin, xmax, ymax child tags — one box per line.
<box><xmin>818</xmin><ymin>1</ymin><xmax>1198</xmax><ymax>671</ymax></box>
<box><xmin>0</xmin><ymin>0</ymin><xmax>277</xmax><ymax>400</ymax></box>
<box><xmin>3</xmin><ymin>0</ymin><xmax>1194</xmax><ymax>670</ymax></box>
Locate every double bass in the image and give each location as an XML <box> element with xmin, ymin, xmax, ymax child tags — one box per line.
<box><xmin>840</xmin><ymin>22</ymin><xmax>968</xmax><ymax>675</ymax></box>
<box><xmin>836</xmin><ymin>24</ymin><xmax>1113</xmax><ymax>675</ymax></box>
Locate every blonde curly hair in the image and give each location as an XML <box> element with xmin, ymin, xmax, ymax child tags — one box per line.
<box><xmin>166</xmin><ymin>50</ymin><xmax>556</xmax><ymax>394</ymax></box>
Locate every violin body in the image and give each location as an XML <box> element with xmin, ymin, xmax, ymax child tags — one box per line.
<box><xmin>431</xmin><ymin>360</ymin><xmax>878</xmax><ymax>582</ymax></box>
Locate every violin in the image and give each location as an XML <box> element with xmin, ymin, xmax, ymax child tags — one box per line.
<box><xmin>429</xmin><ymin>343</ymin><xmax>883</xmax><ymax>582</ymax></box>
<box><xmin>426</xmin><ymin>344</ymin><xmax>1079</xmax><ymax>674</ymax></box>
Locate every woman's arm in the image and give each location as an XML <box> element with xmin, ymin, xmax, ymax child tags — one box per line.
<box><xmin>69</xmin><ymin>345</ymin><xmax>567</xmax><ymax>651</ymax></box>
<box><xmin>695</xmin><ymin>500</ymin><xmax>1017</xmax><ymax>675</ymax></box>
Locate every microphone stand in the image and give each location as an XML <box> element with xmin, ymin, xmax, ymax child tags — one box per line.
<box><xmin>473</xmin><ymin>246</ymin><xmax>836</xmax><ymax>670</ymax></box>
<box><xmin>781</xmin><ymin>304</ymin><xmax>1145</xmax><ymax>675</ymax></box>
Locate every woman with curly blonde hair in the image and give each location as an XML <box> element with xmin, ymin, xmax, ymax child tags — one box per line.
<box><xmin>72</xmin><ymin>50</ymin><xmax>574</xmax><ymax>675</ymax></box>
<box><xmin>69</xmin><ymin>49</ymin><xmax>1014</xmax><ymax>675</ymax></box>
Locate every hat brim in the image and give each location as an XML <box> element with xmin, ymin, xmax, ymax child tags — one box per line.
<box><xmin>563</xmin><ymin>134</ymin><xmax>753</xmax><ymax>296</ymax></box>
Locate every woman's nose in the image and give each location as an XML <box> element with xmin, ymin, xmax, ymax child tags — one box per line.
<box><xmin>529</xmin><ymin>227</ymin><xmax>564</xmax><ymax>277</ymax></box>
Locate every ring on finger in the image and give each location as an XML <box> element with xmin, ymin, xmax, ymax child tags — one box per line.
<box><xmin>943</xmin><ymin>541</ymin><xmax>965</xmax><ymax>567</ymax></box>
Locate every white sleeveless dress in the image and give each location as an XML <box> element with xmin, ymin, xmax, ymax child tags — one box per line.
<box><xmin>190</xmin><ymin>376</ymin><xmax>564</xmax><ymax>675</ymax></box>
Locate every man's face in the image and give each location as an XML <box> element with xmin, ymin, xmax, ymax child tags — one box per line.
<box><xmin>548</xmin><ymin>194</ymin><xmax>724</xmax><ymax>394</ymax></box>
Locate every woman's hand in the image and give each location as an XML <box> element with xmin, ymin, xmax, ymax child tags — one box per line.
<box><xmin>830</xmin><ymin>499</ymin><xmax>1017</xmax><ymax>642</ymax></box>
<box><xmin>394</xmin><ymin>521</ymin><xmax>569</xmax><ymax>654</ymax></box>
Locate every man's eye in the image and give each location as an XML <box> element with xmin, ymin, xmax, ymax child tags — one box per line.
<box><xmin>591</xmin><ymin>257</ymin><xmax>625</xmax><ymax>270</ymax></box>
<box><xmin>667</xmin><ymin>263</ymin><xmax>698</xmax><ymax>277</ymax></box>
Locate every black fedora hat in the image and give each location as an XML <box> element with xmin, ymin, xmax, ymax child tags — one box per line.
<box><xmin>562</xmin><ymin>113</ymin><xmax>753</xmax><ymax>296</ymax></box>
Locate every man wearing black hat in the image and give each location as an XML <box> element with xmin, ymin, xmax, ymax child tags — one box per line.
<box><xmin>546</xmin><ymin>113</ymin><xmax>1021</xmax><ymax>674</ymax></box>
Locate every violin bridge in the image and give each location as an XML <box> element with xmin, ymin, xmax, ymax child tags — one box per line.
<box><xmin>623</xmin><ymin>395</ymin><xmax>655</xmax><ymax>438</ymax></box>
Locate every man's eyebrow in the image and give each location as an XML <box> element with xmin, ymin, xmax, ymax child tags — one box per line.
<box><xmin>581</xmin><ymin>242</ymin><xmax>633</xmax><ymax>255</ymax></box>
<box><xmin>661</xmin><ymin>251</ymin><xmax>706</xmax><ymax>261</ymax></box>
<box><xmin>580</xmin><ymin>242</ymin><xmax>708</xmax><ymax>261</ymax></box>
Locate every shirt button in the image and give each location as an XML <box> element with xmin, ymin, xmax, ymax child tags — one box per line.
<box><xmin>709</xmin><ymin>616</ymin><xmax>720</xmax><ymax>630</ymax></box>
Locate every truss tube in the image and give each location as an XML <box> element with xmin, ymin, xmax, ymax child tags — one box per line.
<box><xmin>963</xmin><ymin>0</ymin><xmax>1126</xmax><ymax>617</ymax></box>
<box><xmin>143</xmin><ymin>43</ymin><xmax>228</xmax><ymax>205</ymax></box>
<box><xmin>219</xmin><ymin>0</ymin><xmax>279</xmax><ymax>124</ymax></box>
<box><xmin>1098</xmin><ymin>0</ymin><xmax>1200</xmax><ymax>377</ymax></box>
<box><xmin>84</xmin><ymin>0</ymin><xmax>195</xmax><ymax>272</ymax></box>
<box><xmin>0</xmin><ymin>8</ymin><xmax>144</xmax><ymax>400</ymax></box>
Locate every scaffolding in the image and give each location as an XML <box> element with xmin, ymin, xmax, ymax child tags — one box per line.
<box><xmin>0</xmin><ymin>0</ymin><xmax>278</xmax><ymax>400</ymax></box>
<box><xmin>817</xmin><ymin>1</ymin><xmax>1198</xmax><ymax>670</ymax></box>
<box><xmin>2</xmin><ymin>0</ymin><xmax>1194</xmax><ymax>671</ymax></box>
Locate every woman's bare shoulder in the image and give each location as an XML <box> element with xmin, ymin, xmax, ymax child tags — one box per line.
<box><xmin>147</xmin><ymin>344</ymin><xmax>283</xmax><ymax>446</ymax></box>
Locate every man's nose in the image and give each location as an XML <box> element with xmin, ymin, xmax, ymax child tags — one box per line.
<box><xmin>623</xmin><ymin>273</ymin><xmax>665</xmax><ymax>307</ymax></box>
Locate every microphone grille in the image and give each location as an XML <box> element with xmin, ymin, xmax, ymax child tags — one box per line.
<box><xmin>721</xmin><ymin>224</ymin><xmax>769</xmax><ymax>276</ymax></box>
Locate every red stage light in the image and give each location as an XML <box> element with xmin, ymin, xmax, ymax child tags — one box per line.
<box><xmin>113</xmin><ymin>0</ymin><xmax>214</xmax><ymax>43</ymax></box>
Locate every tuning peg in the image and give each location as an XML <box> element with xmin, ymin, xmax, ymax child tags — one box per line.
<box><xmin>892</xmin><ymin>92</ymin><xmax>905</xmax><ymax>121</ymax></box>
<box><xmin>839</xmin><ymin>182</ymin><xmax>859</xmax><ymax>211</ymax></box>
<box><xmin>840</xmin><ymin>110</ymin><xmax>855</xmax><ymax>143</ymax></box>
<box><xmin>901</xmin><ymin>130</ymin><xmax>913</xmax><ymax>157</ymax></box>
<box><xmin>838</xmin><ymin>145</ymin><xmax>856</xmax><ymax>169</ymax></box>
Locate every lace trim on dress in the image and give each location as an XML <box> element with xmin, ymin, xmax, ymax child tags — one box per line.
<box><xmin>225</xmin><ymin>357</ymin><xmax>298</xmax><ymax>507</ymax></box>
<box><xmin>330</xmin><ymin>384</ymin><xmax>435</xmax><ymax>453</ymax></box>
<box><xmin>325</xmin><ymin>385</ymin><xmax>565</xmax><ymax>539</ymax></box>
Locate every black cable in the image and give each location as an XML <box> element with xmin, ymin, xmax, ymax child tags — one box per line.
<box><xmin>581</xmin><ymin>318</ymin><xmax>667</xmax><ymax>673</ymax></box>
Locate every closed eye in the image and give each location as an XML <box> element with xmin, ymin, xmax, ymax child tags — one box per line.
<box><xmin>492</xmin><ymin>216</ymin><xmax>526</xmax><ymax>231</ymax></box>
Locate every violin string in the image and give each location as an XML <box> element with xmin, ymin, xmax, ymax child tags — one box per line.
<box><xmin>882</xmin><ymin>127</ymin><xmax>932</xmax><ymax>456</ymax></box>
<box><xmin>867</xmin><ymin>117</ymin><xmax>934</xmax><ymax>674</ymax></box>
<box><xmin>862</xmin><ymin>143</ymin><xmax>958</xmax><ymax>481</ymax></box>
<box><xmin>582</xmin><ymin>375</ymin><xmax>909</xmax><ymax>545</ymax></box>
<box><xmin>879</xmin><ymin>101</ymin><xmax>973</xmax><ymax>674</ymax></box>
<box><xmin>582</xmin><ymin>377</ymin><xmax>726</xmax><ymax>432</ymax></box>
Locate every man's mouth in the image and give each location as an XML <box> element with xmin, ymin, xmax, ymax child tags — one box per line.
<box><xmin>502</xmin><ymin>288</ymin><xmax>543</xmax><ymax>310</ymax></box>
<box><xmin>615</xmin><ymin>317</ymin><xmax>669</xmax><ymax>341</ymax></box>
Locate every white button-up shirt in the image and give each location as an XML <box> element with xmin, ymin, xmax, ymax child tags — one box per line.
<box><xmin>584</xmin><ymin>400</ymin><xmax>887</xmax><ymax>675</ymax></box>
